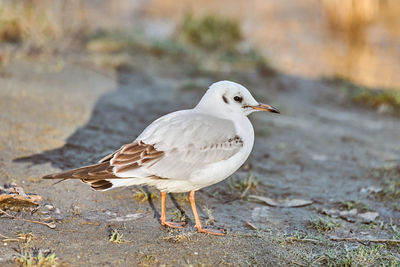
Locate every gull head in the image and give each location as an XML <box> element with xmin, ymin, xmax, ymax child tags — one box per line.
<box><xmin>195</xmin><ymin>80</ymin><xmax>280</xmax><ymax>117</ymax></box>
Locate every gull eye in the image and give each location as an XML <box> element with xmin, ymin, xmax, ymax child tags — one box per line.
<box><xmin>233</xmin><ymin>96</ymin><xmax>243</xmax><ymax>103</ymax></box>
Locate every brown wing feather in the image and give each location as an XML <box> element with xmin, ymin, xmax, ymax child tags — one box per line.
<box><xmin>81</xmin><ymin>179</ymin><xmax>113</xmax><ymax>190</ymax></box>
<box><xmin>42</xmin><ymin>162</ymin><xmax>119</xmax><ymax>180</ymax></box>
<box><xmin>42</xmin><ymin>141</ymin><xmax>164</xmax><ymax>181</ymax></box>
<box><xmin>111</xmin><ymin>142</ymin><xmax>164</xmax><ymax>174</ymax></box>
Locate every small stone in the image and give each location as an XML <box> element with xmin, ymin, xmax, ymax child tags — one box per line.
<box><xmin>312</xmin><ymin>154</ymin><xmax>328</xmax><ymax>161</ymax></box>
<box><xmin>45</xmin><ymin>204</ymin><xmax>54</xmax><ymax>211</ymax></box>
<box><xmin>47</xmin><ymin>222</ymin><xmax>56</xmax><ymax>229</ymax></box>
<box><xmin>358</xmin><ymin>212</ymin><xmax>379</xmax><ymax>223</ymax></box>
<box><xmin>339</xmin><ymin>209</ymin><xmax>358</xmax><ymax>217</ymax></box>
<box><xmin>360</xmin><ymin>186</ymin><xmax>382</xmax><ymax>194</ymax></box>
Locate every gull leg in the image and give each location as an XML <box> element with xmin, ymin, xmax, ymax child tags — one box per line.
<box><xmin>160</xmin><ymin>192</ymin><xmax>186</xmax><ymax>228</ymax></box>
<box><xmin>189</xmin><ymin>190</ymin><xmax>226</xmax><ymax>236</ymax></box>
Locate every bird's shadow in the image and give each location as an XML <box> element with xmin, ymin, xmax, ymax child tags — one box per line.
<box><xmin>14</xmin><ymin>68</ymin><xmax>190</xmax><ymax>170</ymax></box>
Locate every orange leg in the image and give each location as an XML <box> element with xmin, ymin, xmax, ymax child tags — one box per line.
<box><xmin>189</xmin><ymin>190</ymin><xmax>226</xmax><ymax>236</ymax></box>
<box><xmin>160</xmin><ymin>192</ymin><xmax>186</xmax><ymax>228</ymax></box>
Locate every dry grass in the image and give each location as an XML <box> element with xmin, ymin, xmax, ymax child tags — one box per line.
<box><xmin>0</xmin><ymin>1</ymin><xmax>87</xmax><ymax>53</ymax></box>
<box><xmin>308</xmin><ymin>216</ymin><xmax>341</xmax><ymax>232</ymax></box>
<box><xmin>132</xmin><ymin>188</ymin><xmax>157</xmax><ymax>203</ymax></box>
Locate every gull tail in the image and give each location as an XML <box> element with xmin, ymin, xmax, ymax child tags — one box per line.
<box><xmin>42</xmin><ymin>162</ymin><xmax>118</xmax><ymax>191</ymax></box>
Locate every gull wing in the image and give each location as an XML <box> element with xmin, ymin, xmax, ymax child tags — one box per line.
<box><xmin>114</xmin><ymin>111</ymin><xmax>243</xmax><ymax>180</ymax></box>
<box><xmin>43</xmin><ymin>111</ymin><xmax>243</xmax><ymax>186</ymax></box>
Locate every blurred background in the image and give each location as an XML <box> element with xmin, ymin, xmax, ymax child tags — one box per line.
<box><xmin>1</xmin><ymin>0</ymin><xmax>400</xmax><ymax>89</ymax></box>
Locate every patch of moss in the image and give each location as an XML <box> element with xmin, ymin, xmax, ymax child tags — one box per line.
<box><xmin>308</xmin><ymin>216</ymin><xmax>341</xmax><ymax>232</ymax></box>
<box><xmin>179</xmin><ymin>14</ymin><xmax>242</xmax><ymax>51</ymax></box>
<box><xmin>327</xmin><ymin>77</ymin><xmax>400</xmax><ymax>116</ymax></box>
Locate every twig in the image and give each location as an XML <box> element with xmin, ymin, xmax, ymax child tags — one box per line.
<box><xmin>0</xmin><ymin>233</ymin><xmax>10</xmax><ymax>239</ymax></box>
<box><xmin>245</xmin><ymin>221</ymin><xmax>257</xmax><ymax>230</ymax></box>
<box><xmin>0</xmin><ymin>233</ymin><xmax>19</xmax><ymax>242</ymax></box>
<box><xmin>0</xmin><ymin>209</ymin><xmax>56</xmax><ymax>229</ymax></box>
<box><xmin>330</xmin><ymin>236</ymin><xmax>400</xmax><ymax>244</ymax></box>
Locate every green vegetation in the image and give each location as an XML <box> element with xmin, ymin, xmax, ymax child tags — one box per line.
<box><xmin>14</xmin><ymin>247</ymin><xmax>59</xmax><ymax>267</ymax></box>
<box><xmin>313</xmin><ymin>244</ymin><xmax>399</xmax><ymax>267</ymax></box>
<box><xmin>136</xmin><ymin>253</ymin><xmax>160</xmax><ymax>267</ymax></box>
<box><xmin>339</xmin><ymin>200</ymin><xmax>369</xmax><ymax>212</ymax></box>
<box><xmin>228</xmin><ymin>173</ymin><xmax>259</xmax><ymax>191</ymax></box>
<box><xmin>109</xmin><ymin>229</ymin><xmax>130</xmax><ymax>244</ymax></box>
<box><xmin>353</xmin><ymin>89</ymin><xmax>400</xmax><ymax>113</ymax></box>
<box><xmin>378</xmin><ymin>221</ymin><xmax>400</xmax><ymax>240</ymax></box>
<box><xmin>227</xmin><ymin>173</ymin><xmax>259</xmax><ymax>197</ymax></box>
<box><xmin>179</xmin><ymin>14</ymin><xmax>242</xmax><ymax>51</ymax></box>
<box><xmin>328</xmin><ymin>77</ymin><xmax>400</xmax><ymax>116</ymax></box>
<box><xmin>370</xmin><ymin>166</ymin><xmax>400</xmax><ymax>200</ymax></box>
<box><xmin>286</xmin><ymin>230</ymin><xmax>327</xmax><ymax>243</ymax></box>
<box><xmin>84</xmin><ymin>14</ymin><xmax>272</xmax><ymax>75</ymax></box>
<box><xmin>5</xmin><ymin>231</ymin><xmax>62</xmax><ymax>266</ymax></box>
<box><xmin>170</xmin><ymin>209</ymin><xmax>187</xmax><ymax>222</ymax></box>
<box><xmin>132</xmin><ymin>188</ymin><xmax>157</xmax><ymax>203</ymax></box>
<box><xmin>308</xmin><ymin>216</ymin><xmax>341</xmax><ymax>232</ymax></box>
<box><xmin>86</xmin><ymin>29</ymin><xmax>186</xmax><ymax>57</ymax></box>
<box><xmin>163</xmin><ymin>232</ymin><xmax>193</xmax><ymax>243</ymax></box>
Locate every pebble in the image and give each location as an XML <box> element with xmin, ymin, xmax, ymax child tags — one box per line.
<box><xmin>45</xmin><ymin>204</ymin><xmax>55</xmax><ymax>211</ymax></box>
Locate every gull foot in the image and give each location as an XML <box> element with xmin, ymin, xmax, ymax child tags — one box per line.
<box><xmin>197</xmin><ymin>227</ymin><xmax>226</xmax><ymax>236</ymax></box>
<box><xmin>162</xmin><ymin>221</ymin><xmax>186</xmax><ymax>229</ymax></box>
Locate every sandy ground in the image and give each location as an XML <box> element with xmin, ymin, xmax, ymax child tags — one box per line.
<box><xmin>0</xmin><ymin>53</ymin><xmax>399</xmax><ymax>266</ymax></box>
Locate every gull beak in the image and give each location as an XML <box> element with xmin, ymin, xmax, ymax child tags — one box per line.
<box><xmin>250</xmin><ymin>103</ymin><xmax>280</xmax><ymax>114</ymax></box>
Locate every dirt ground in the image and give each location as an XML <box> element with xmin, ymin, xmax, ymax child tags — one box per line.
<box><xmin>0</xmin><ymin>53</ymin><xmax>399</xmax><ymax>266</ymax></box>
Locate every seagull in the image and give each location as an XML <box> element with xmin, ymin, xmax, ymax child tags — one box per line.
<box><xmin>43</xmin><ymin>80</ymin><xmax>279</xmax><ymax>235</ymax></box>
